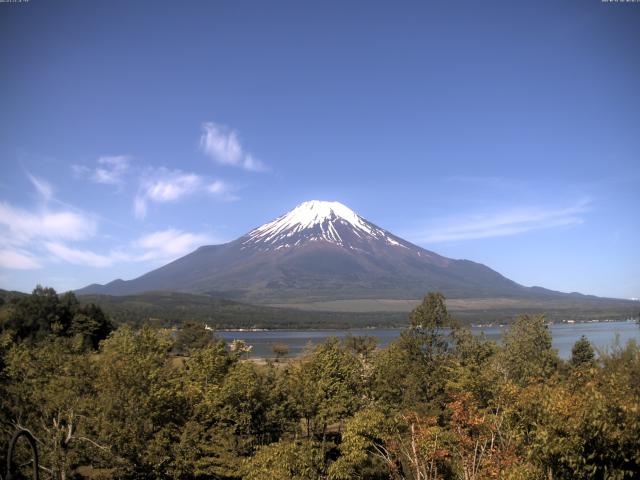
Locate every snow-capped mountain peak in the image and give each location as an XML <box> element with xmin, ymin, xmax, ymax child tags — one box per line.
<box><xmin>255</xmin><ymin>200</ymin><xmax>371</xmax><ymax>234</ymax></box>
<box><xmin>77</xmin><ymin>199</ymin><xmax>602</xmax><ymax>307</ymax></box>
<box><xmin>243</xmin><ymin>200</ymin><xmax>406</xmax><ymax>250</ymax></box>
<box><xmin>78</xmin><ymin>199</ymin><xmax>548</xmax><ymax>303</ymax></box>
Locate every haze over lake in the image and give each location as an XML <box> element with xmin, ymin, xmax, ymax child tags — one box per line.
<box><xmin>218</xmin><ymin>321</ymin><xmax>640</xmax><ymax>360</ymax></box>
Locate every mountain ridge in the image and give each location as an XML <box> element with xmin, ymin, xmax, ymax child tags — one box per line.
<box><xmin>76</xmin><ymin>200</ymin><xmax>615</xmax><ymax>304</ymax></box>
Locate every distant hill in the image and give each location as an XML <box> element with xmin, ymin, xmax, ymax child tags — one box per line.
<box><xmin>0</xmin><ymin>288</ymin><xmax>27</xmax><ymax>304</ymax></box>
<box><xmin>77</xmin><ymin>291</ymin><xmax>638</xmax><ymax>329</ymax></box>
<box><xmin>77</xmin><ymin>201</ymin><xmax>635</xmax><ymax>313</ymax></box>
<box><xmin>77</xmin><ymin>291</ymin><xmax>408</xmax><ymax>329</ymax></box>
<box><xmin>2</xmin><ymin>288</ymin><xmax>635</xmax><ymax>329</ymax></box>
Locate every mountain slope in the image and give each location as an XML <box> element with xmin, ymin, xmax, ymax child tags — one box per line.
<box><xmin>77</xmin><ymin>200</ymin><xmax>599</xmax><ymax>303</ymax></box>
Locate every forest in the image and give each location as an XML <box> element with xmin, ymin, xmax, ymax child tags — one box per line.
<box><xmin>0</xmin><ymin>287</ymin><xmax>639</xmax><ymax>479</ymax></box>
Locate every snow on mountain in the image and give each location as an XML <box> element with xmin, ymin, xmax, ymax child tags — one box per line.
<box><xmin>76</xmin><ymin>199</ymin><xmax>543</xmax><ymax>302</ymax></box>
<box><xmin>243</xmin><ymin>200</ymin><xmax>407</xmax><ymax>250</ymax></box>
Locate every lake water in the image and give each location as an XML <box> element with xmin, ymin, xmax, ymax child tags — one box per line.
<box><xmin>218</xmin><ymin>320</ymin><xmax>640</xmax><ymax>359</ymax></box>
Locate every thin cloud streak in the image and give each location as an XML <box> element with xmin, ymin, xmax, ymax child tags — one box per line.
<box><xmin>207</xmin><ymin>180</ymin><xmax>239</xmax><ymax>202</ymax></box>
<box><xmin>414</xmin><ymin>200</ymin><xmax>590</xmax><ymax>243</ymax></box>
<box><xmin>26</xmin><ymin>173</ymin><xmax>54</xmax><ymax>201</ymax></box>
<box><xmin>200</xmin><ymin>122</ymin><xmax>267</xmax><ymax>172</ymax></box>
<box><xmin>0</xmin><ymin>201</ymin><xmax>98</xmax><ymax>269</ymax></box>
<box><xmin>0</xmin><ymin>202</ymin><xmax>97</xmax><ymax>245</ymax></box>
<box><xmin>92</xmin><ymin>155</ymin><xmax>131</xmax><ymax>185</ymax></box>
<box><xmin>71</xmin><ymin>149</ymin><xmax>240</xmax><ymax>219</ymax></box>
<box><xmin>0</xmin><ymin>248</ymin><xmax>42</xmax><ymax>269</ymax></box>
<box><xmin>42</xmin><ymin>229</ymin><xmax>213</xmax><ymax>268</ymax></box>
<box><xmin>0</xmin><ymin>174</ymin><xmax>216</xmax><ymax>270</ymax></box>
<box><xmin>134</xmin><ymin>168</ymin><xmax>237</xmax><ymax>219</ymax></box>
<box><xmin>44</xmin><ymin>242</ymin><xmax>126</xmax><ymax>268</ymax></box>
<box><xmin>0</xmin><ymin>175</ymin><xmax>114</xmax><ymax>269</ymax></box>
<box><xmin>134</xmin><ymin>169</ymin><xmax>204</xmax><ymax>218</ymax></box>
<box><xmin>72</xmin><ymin>155</ymin><xmax>131</xmax><ymax>186</ymax></box>
<box><xmin>135</xmin><ymin>229</ymin><xmax>213</xmax><ymax>261</ymax></box>
<box><xmin>143</xmin><ymin>172</ymin><xmax>202</xmax><ymax>202</ymax></box>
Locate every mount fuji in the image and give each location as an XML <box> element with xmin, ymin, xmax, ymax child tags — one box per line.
<box><xmin>77</xmin><ymin>200</ymin><xmax>584</xmax><ymax>303</ymax></box>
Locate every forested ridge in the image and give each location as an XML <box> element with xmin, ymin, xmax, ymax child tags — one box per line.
<box><xmin>1</xmin><ymin>288</ymin><xmax>639</xmax><ymax>479</ymax></box>
<box><xmin>2</xmin><ymin>288</ymin><xmax>637</xmax><ymax>331</ymax></box>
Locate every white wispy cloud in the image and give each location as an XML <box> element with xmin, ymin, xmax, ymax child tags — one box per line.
<box><xmin>144</xmin><ymin>172</ymin><xmax>202</xmax><ymax>202</ymax></box>
<box><xmin>41</xmin><ymin>229</ymin><xmax>212</xmax><ymax>268</ymax></box>
<box><xmin>92</xmin><ymin>155</ymin><xmax>131</xmax><ymax>185</ymax></box>
<box><xmin>413</xmin><ymin>200</ymin><xmax>590</xmax><ymax>243</ymax></box>
<box><xmin>135</xmin><ymin>229</ymin><xmax>212</xmax><ymax>261</ymax></box>
<box><xmin>134</xmin><ymin>168</ymin><xmax>238</xmax><ymax>218</ymax></box>
<box><xmin>134</xmin><ymin>169</ymin><xmax>203</xmax><ymax>219</ymax></box>
<box><xmin>200</xmin><ymin>122</ymin><xmax>267</xmax><ymax>172</ymax></box>
<box><xmin>0</xmin><ymin>174</ymin><xmax>215</xmax><ymax>271</ymax></box>
<box><xmin>26</xmin><ymin>173</ymin><xmax>54</xmax><ymax>202</ymax></box>
<box><xmin>72</xmin><ymin>155</ymin><xmax>131</xmax><ymax>186</ymax></box>
<box><xmin>71</xmin><ymin>151</ymin><xmax>239</xmax><ymax>219</ymax></box>
<box><xmin>0</xmin><ymin>248</ymin><xmax>42</xmax><ymax>270</ymax></box>
<box><xmin>44</xmin><ymin>242</ymin><xmax>125</xmax><ymax>268</ymax></box>
<box><xmin>0</xmin><ymin>175</ymin><xmax>101</xmax><ymax>269</ymax></box>
<box><xmin>0</xmin><ymin>202</ymin><xmax>97</xmax><ymax>245</ymax></box>
<box><xmin>133</xmin><ymin>195</ymin><xmax>148</xmax><ymax>219</ymax></box>
<box><xmin>207</xmin><ymin>180</ymin><xmax>239</xmax><ymax>201</ymax></box>
<box><xmin>0</xmin><ymin>202</ymin><xmax>98</xmax><ymax>270</ymax></box>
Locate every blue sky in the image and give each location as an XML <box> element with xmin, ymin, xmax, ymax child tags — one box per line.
<box><xmin>1</xmin><ymin>1</ymin><xmax>638</xmax><ymax>299</ymax></box>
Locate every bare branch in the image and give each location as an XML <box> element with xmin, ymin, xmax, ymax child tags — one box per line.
<box><xmin>38</xmin><ymin>464</ymin><xmax>54</xmax><ymax>474</ymax></box>
<box><xmin>11</xmin><ymin>423</ymin><xmax>45</xmax><ymax>446</ymax></box>
<box><xmin>77</xmin><ymin>436</ymin><xmax>111</xmax><ymax>452</ymax></box>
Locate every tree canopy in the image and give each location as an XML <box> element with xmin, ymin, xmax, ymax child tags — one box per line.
<box><xmin>1</xmin><ymin>289</ymin><xmax>639</xmax><ymax>479</ymax></box>
<box><xmin>0</xmin><ymin>286</ymin><xmax>112</xmax><ymax>347</ymax></box>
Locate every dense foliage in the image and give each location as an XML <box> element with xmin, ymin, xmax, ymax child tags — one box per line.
<box><xmin>1</xmin><ymin>288</ymin><xmax>639</xmax><ymax>479</ymax></box>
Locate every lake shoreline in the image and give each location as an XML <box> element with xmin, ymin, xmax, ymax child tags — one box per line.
<box><xmin>215</xmin><ymin>317</ymin><xmax>639</xmax><ymax>333</ymax></box>
<box><xmin>216</xmin><ymin>320</ymin><xmax>640</xmax><ymax>360</ymax></box>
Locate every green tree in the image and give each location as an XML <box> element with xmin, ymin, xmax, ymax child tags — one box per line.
<box><xmin>371</xmin><ymin>331</ymin><xmax>431</xmax><ymax>410</ymax></box>
<box><xmin>370</xmin><ymin>292</ymin><xmax>454</xmax><ymax>411</ymax></box>
<box><xmin>174</xmin><ymin>321</ymin><xmax>215</xmax><ymax>355</ymax></box>
<box><xmin>215</xmin><ymin>362</ymin><xmax>287</xmax><ymax>445</ymax></box>
<box><xmin>448</xmin><ymin>325</ymin><xmax>500</xmax><ymax>407</ymax></box>
<box><xmin>343</xmin><ymin>335</ymin><xmax>377</xmax><ymax>358</ymax></box>
<box><xmin>293</xmin><ymin>338</ymin><xmax>363</xmax><ymax>437</ymax></box>
<box><xmin>177</xmin><ymin>358</ymin><xmax>298</xmax><ymax>479</ymax></box>
<box><xmin>2</xmin><ymin>337</ymin><xmax>101</xmax><ymax>480</ymax></box>
<box><xmin>516</xmin><ymin>355</ymin><xmax>640</xmax><ymax>479</ymax></box>
<box><xmin>244</xmin><ymin>440</ymin><xmax>327</xmax><ymax>480</ymax></box>
<box><xmin>91</xmin><ymin>325</ymin><xmax>185</xmax><ymax>478</ymax></box>
<box><xmin>331</xmin><ymin>407</ymin><xmax>453</xmax><ymax>480</ymax></box>
<box><xmin>410</xmin><ymin>292</ymin><xmax>451</xmax><ymax>329</ymax></box>
<box><xmin>184</xmin><ymin>340</ymin><xmax>237</xmax><ymax>400</ymax></box>
<box><xmin>570</xmin><ymin>335</ymin><xmax>596</xmax><ymax>369</ymax></box>
<box><xmin>0</xmin><ymin>287</ymin><xmax>111</xmax><ymax>348</ymax></box>
<box><xmin>1</xmin><ymin>286</ymin><xmax>62</xmax><ymax>340</ymax></box>
<box><xmin>70</xmin><ymin>303</ymin><xmax>113</xmax><ymax>350</ymax></box>
<box><xmin>500</xmin><ymin>314</ymin><xmax>558</xmax><ymax>387</ymax></box>
<box><xmin>329</xmin><ymin>407</ymin><xmax>395</xmax><ymax>480</ymax></box>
